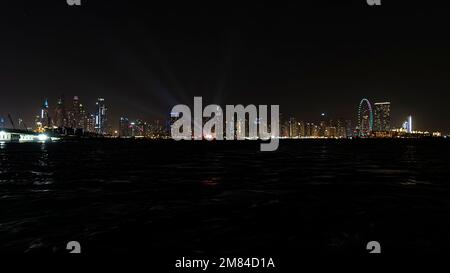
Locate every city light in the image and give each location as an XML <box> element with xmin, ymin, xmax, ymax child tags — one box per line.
<box><xmin>4</xmin><ymin>96</ymin><xmax>446</xmax><ymax>141</ymax></box>
<box><xmin>37</xmin><ymin>134</ymin><xmax>49</xmax><ymax>142</ymax></box>
<box><xmin>408</xmin><ymin>115</ymin><xmax>413</xmax><ymax>133</ymax></box>
<box><xmin>0</xmin><ymin>131</ymin><xmax>6</xmax><ymax>142</ymax></box>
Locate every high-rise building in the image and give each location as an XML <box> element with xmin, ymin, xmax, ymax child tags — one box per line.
<box><xmin>357</xmin><ymin>98</ymin><xmax>373</xmax><ymax>137</ymax></box>
<box><xmin>288</xmin><ymin>117</ymin><xmax>298</xmax><ymax>138</ymax></box>
<box><xmin>408</xmin><ymin>115</ymin><xmax>413</xmax><ymax>133</ymax></box>
<box><xmin>305</xmin><ymin>122</ymin><xmax>313</xmax><ymax>137</ymax></box>
<box><xmin>319</xmin><ymin>113</ymin><xmax>327</xmax><ymax>137</ymax></box>
<box><xmin>95</xmin><ymin>98</ymin><xmax>108</xmax><ymax>134</ymax></box>
<box><xmin>150</xmin><ymin>119</ymin><xmax>164</xmax><ymax>138</ymax></box>
<box><xmin>68</xmin><ymin>96</ymin><xmax>76</xmax><ymax>128</ymax></box>
<box><xmin>336</xmin><ymin>118</ymin><xmax>346</xmax><ymax>138</ymax></box>
<box><xmin>78</xmin><ymin>103</ymin><xmax>88</xmax><ymax>130</ymax></box>
<box><xmin>298</xmin><ymin>121</ymin><xmax>306</xmax><ymax>137</ymax></box>
<box><xmin>40</xmin><ymin>99</ymin><xmax>51</xmax><ymax>128</ymax></box>
<box><xmin>312</xmin><ymin>124</ymin><xmax>320</xmax><ymax>137</ymax></box>
<box><xmin>119</xmin><ymin>117</ymin><xmax>131</xmax><ymax>137</ymax></box>
<box><xmin>326</xmin><ymin>126</ymin><xmax>337</xmax><ymax>138</ymax></box>
<box><xmin>374</xmin><ymin>102</ymin><xmax>391</xmax><ymax>132</ymax></box>
<box><xmin>130</xmin><ymin>119</ymin><xmax>146</xmax><ymax>137</ymax></box>
<box><xmin>54</xmin><ymin>96</ymin><xmax>67</xmax><ymax>128</ymax></box>
<box><xmin>86</xmin><ymin>114</ymin><xmax>95</xmax><ymax>133</ymax></box>
<box><xmin>345</xmin><ymin>120</ymin><xmax>353</xmax><ymax>138</ymax></box>
<box><xmin>68</xmin><ymin>96</ymin><xmax>82</xmax><ymax>129</ymax></box>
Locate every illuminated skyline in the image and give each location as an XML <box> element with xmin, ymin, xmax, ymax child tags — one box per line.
<box><xmin>1</xmin><ymin>94</ymin><xmax>443</xmax><ymax>139</ymax></box>
<box><xmin>1</xmin><ymin>2</ymin><xmax>450</xmax><ymax>134</ymax></box>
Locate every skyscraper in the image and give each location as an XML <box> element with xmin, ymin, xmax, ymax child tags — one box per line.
<box><xmin>54</xmin><ymin>96</ymin><xmax>67</xmax><ymax>128</ymax></box>
<box><xmin>357</xmin><ymin>98</ymin><xmax>373</xmax><ymax>137</ymax></box>
<box><xmin>68</xmin><ymin>96</ymin><xmax>81</xmax><ymax>129</ymax></box>
<box><xmin>119</xmin><ymin>117</ymin><xmax>131</xmax><ymax>137</ymax></box>
<box><xmin>374</xmin><ymin>102</ymin><xmax>391</xmax><ymax>132</ymax></box>
<box><xmin>95</xmin><ymin>98</ymin><xmax>108</xmax><ymax>134</ymax></box>
<box><xmin>345</xmin><ymin>120</ymin><xmax>353</xmax><ymax>138</ymax></box>
<box><xmin>40</xmin><ymin>99</ymin><xmax>51</xmax><ymax>128</ymax></box>
<box><xmin>298</xmin><ymin>121</ymin><xmax>306</xmax><ymax>137</ymax></box>
<box><xmin>78</xmin><ymin>103</ymin><xmax>87</xmax><ymax>130</ymax></box>
<box><xmin>86</xmin><ymin>114</ymin><xmax>95</xmax><ymax>133</ymax></box>
<box><xmin>336</xmin><ymin>118</ymin><xmax>346</xmax><ymax>138</ymax></box>
<box><xmin>288</xmin><ymin>116</ymin><xmax>298</xmax><ymax>138</ymax></box>
<box><xmin>408</xmin><ymin>115</ymin><xmax>413</xmax><ymax>133</ymax></box>
<box><xmin>130</xmin><ymin>119</ymin><xmax>146</xmax><ymax>137</ymax></box>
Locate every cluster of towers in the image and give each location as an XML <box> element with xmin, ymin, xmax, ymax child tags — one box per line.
<box><xmin>118</xmin><ymin>117</ymin><xmax>167</xmax><ymax>138</ymax></box>
<box><xmin>280</xmin><ymin>115</ymin><xmax>353</xmax><ymax>139</ymax></box>
<box><xmin>36</xmin><ymin>96</ymin><xmax>108</xmax><ymax>135</ymax></box>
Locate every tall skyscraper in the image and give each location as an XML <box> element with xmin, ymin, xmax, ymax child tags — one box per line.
<box><xmin>336</xmin><ymin>118</ymin><xmax>346</xmax><ymax>138</ymax></box>
<box><xmin>78</xmin><ymin>103</ymin><xmax>87</xmax><ymax>130</ymax></box>
<box><xmin>408</xmin><ymin>115</ymin><xmax>413</xmax><ymax>133</ymax></box>
<box><xmin>119</xmin><ymin>117</ymin><xmax>131</xmax><ymax>137</ymax></box>
<box><xmin>95</xmin><ymin>98</ymin><xmax>108</xmax><ymax>134</ymax></box>
<box><xmin>40</xmin><ymin>99</ymin><xmax>51</xmax><ymax>128</ymax></box>
<box><xmin>86</xmin><ymin>114</ymin><xmax>95</xmax><ymax>133</ymax></box>
<box><xmin>298</xmin><ymin>121</ymin><xmax>306</xmax><ymax>137</ymax></box>
<box><xmin>374</xmin><ymin>102</ymin><xmax>391</xmax><ymax>132</ymax></box>
<box><xmin>54</xmin><ymin>96</ymin><xmax>67</xmax><ymax>128</ymax></box>
<box><xmin>281</xmin><ymin>120</ymin><xmax>289</xmax><ymax>138</ymax></box>
<box><xmin>345</xmin><ymin>120</ymin><xmax>353</xmax><ymax>138</ymax></box>
<box><xmin>288</xmin><ymin>117</ymin><xmax>298</xmax><ymax>138</ymax></box>
<box><xmin>319</xmin><ymin>113</ymin><xmax>327</xmax><ymax>137</ymax></box>
<box><xmin>68</xmin><ymin>96</ymin><xmax>81</xmax><ymax>129</ymax></box>
<box><xmin>357</xmin><ymin>98</ymin><xmax>373</xmax><ymax>137</ymax></box>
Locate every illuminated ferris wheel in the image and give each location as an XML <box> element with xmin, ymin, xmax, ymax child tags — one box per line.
<box><xmin>358</xmin><ymin>98</ymin><xmax>373</xmax><ymax>137</ymax></box>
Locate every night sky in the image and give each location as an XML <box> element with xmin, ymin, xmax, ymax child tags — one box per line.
<box><xmin>1</xmin><ymin>0</ymin><xmax>449</xmax><ymax>133</ymax></box>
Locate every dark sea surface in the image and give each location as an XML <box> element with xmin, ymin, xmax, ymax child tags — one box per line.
<box><xmin>0</xmin><ymin>139</ymin><xmax>449</xmax><ymax>255</ymax></box>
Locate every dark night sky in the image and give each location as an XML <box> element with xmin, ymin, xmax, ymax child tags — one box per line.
<box><xmin>1</xmin><ymin>0</ymin><xmax>449</xmax><ymax>133</ymax></box>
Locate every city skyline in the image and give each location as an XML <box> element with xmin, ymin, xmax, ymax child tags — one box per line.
<box><xmin>1</xmin><ymin>94</ymin><xmax>443</xmax><ymax>139</ymax></box>
<box><xmin>1</xmin><ymin>2</ymin><xmax>450</xmax><ymax>134</ymax></box>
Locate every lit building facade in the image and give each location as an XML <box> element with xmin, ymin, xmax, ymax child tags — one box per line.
<box><xmin>119</xmin><ymin>117</ymin><xmax>131</xmax><ymax>137</ymax></box>
<box><xmin>40</xmin><ymin>99</ymin><xmax>51</xmax><ymax>128</ymax></box>
<box><xmin>357</xmin><ymin>98</ymin><xmax>373</xmax><ymax>137</ymax></box>
<box><xmin>54</xmin><ymin>96</ymin><xmax>67</xmax><ymax>128</ymax></box>
<box><xmin>95</xmin><ymin>98</ymin><xmax>108</xmax><ymax>134</ymax></box>
<box><xmin>374</xmin><ymin>102</ymin><xmax>391</xmax><ymax>132</ymax></box>
<box><xmin>402</xmin><ymin>115</ymin><xmax>413</xmax><ymax>133</ymax></box>
<box><xmin>86</xmin><ymin>114</ymin><xmax>96</xmax><ymax>133</ymax></box>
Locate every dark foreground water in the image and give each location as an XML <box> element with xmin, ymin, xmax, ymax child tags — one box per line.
<box><xmin>0</xmin><ymin>139</ymin><xmax>449</xmax><ymax>256</ymax></box>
